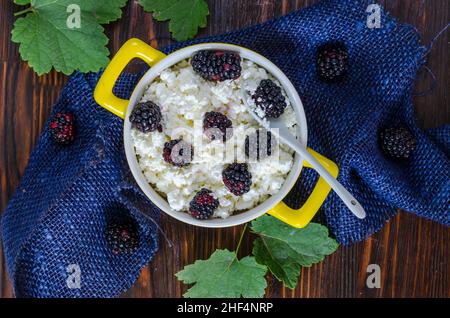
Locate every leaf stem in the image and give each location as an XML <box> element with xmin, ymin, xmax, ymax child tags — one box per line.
<box><xmin>234</xmin><ymin>223</ymin><xmax>248</xmax><ymax>256</ymax></box>
<box><xmin>14</xmin><ymin>7</ymin><xmax>34</xmax><ymax>17</ymax></box>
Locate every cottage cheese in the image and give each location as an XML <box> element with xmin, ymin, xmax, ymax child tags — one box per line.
<box><xmin>131</xmin><ymin>59</ymin><xmax>298</xmax><ymax>218</ymax></box>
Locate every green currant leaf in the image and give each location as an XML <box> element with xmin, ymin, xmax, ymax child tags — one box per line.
<box><xmin>139</xmin><ymin>0</ymin><xmax>209</xmax><ymax>41</ymax></box>
<box><xmin>251</xmin><ymin>215</ymin><xmax>339</xmax><ymax>289</ymax></box>
<box><xmin>11</xmin><ymin>0</ymin><xmax>127</xmax><ymax>75</ymax></box>
<box><xmin>14</xmin><ymin>0</ymin><xmax>32</xmax><ymax>5</ymax></box>
<box><xmin>85</xmin><ymin>0</ymin><xmax>128</xmax><ymax>24</ymax></box>
<box><xmin>176</xmin><ymin>249</ymin><xmax>267</xmax><ymax>298</ymax></box>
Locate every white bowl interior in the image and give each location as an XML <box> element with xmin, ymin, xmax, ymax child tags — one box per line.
<box><xmin>123</xmin><ymin>43</ymin><xmax>308</xmax><ymax>227</ymax></box>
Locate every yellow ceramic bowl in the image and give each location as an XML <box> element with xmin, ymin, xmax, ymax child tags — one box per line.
<box><xmin>94</xmin><ymin>38</ymin><xmax>338</xmax><ymax>228</ymax></box>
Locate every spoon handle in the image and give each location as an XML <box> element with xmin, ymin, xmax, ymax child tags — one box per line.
<box><xmin>240</xmin><ymin>87</ymin><xmax>365</xmax><ymax>219</ymax></box>
<box><xmin>276</xmin><ymin>126</ymin><xmax>366</xmax><ymax>219</ymax></box>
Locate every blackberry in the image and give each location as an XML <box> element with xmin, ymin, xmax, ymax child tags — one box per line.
<box><xmin>316</xmin><ymin>41</ymin><xmax>349</xmax><ymax>83</ymax></box>
<box><xmin>222</xmin><ymin>163</ymin><xmax>252</xmax><ymax>196</ymax></box>
<box><xmin>49</xmin><ymin>112</ymin><xmax>76</xmax><ymax>145</ymax></box>
<box><xmin>203</xmin><ymin>111</ymin><xmax>233</xmax><ymax>141</ymax></box>
<box><xmin>245</xmin><ymin>130</ymin><xmax>276</xmax><ymax>161</ymax></box>
<box><xmin>163</xmin><ymin>139</ymin><xmax>193</xmax><ymax>167</ymax></box>
<box><xmin>189</xmin><ymin>188</ymin><xmax>219</xmax><ymax>220</ymax></box>
<box><xmin>252</xmin><ymin>79</ymin><xmax>287</xmax><ymax>118</ymax></box>
<box><xmin>129</xmin><ymin>101</ymin><xmax>162</xmax><ymax>133</ymax></box>
<box><xmin>105</xmin><ymin>215</ymin><xmax>139</xmax><ymax>255</ymax></box>
<box><xmin>379</xmin><ymin>126</ymin><xmax>416</xmax><ymax>160</ymax></box>
<box><xmin>191</xmin><ymin>50</ymin><xmax>241</xmax><ymax>82</ymax></box>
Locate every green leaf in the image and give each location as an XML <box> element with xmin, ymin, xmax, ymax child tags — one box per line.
<box><xmin>11</xmin><ymin>0</ymin><xmax>127</xmax><ymax>75</ymax></box>
<box><xmin>85</xmin><ymin>0</ymin><xmax>128</xmax><ymax>24</ymax></box>
<box><xmin>251</xmin><ymin>215</ymin><xmax>339</xmax><ymax>289</ymax></box>
<box><xmin>139</xmin><ymin>0</ymin><xmax>209</xmax><ymax>41</ymax></box>
<box><xmin>14</xmin><ymin>0</ymin><xmax>32</xmax><ymax>5</ymax></box>
<box><xmin>176</xmin><ymin>249</ymin><xmax>267</xmax><ymax>298</ymax></box>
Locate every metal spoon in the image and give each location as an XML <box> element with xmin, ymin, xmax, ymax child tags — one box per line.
<box><xmin>241</xmin><ymin>87</ymin><xmax>366</xmax><ymax>219</ymax></box>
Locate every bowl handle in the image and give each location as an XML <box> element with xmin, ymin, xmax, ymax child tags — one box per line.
<box><xmin>268</xmin><ymin>148</ymin><xmax>338</xmax><ymax>228</ymax></box>
<box><xmin>94</xmin><ymin>38</ymin><xmax>167</xmax><ymax>119</ymax></box>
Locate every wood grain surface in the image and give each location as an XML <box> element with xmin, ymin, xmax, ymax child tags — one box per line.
<box><xmin>1</xmin><ymin>0</ymin><xmax>449</xmax><ymax>298</ymax></box>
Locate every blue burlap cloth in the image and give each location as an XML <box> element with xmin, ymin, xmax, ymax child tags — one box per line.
<box><xmin>1</xmin><ymin>0</ymin><xmax>449</xmax><ymax>297</ymax></box>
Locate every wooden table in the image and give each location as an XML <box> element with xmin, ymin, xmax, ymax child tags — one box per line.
<box><xmin>1</xmin><ymin>0</ymin><xmax>448</xmax><ymax>298</ymax></box>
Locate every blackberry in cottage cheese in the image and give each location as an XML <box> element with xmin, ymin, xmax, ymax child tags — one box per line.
<box><xmin>131</xmin><ymin>52</ymin><xmax>298</xmax><ymax>219</ymax></box>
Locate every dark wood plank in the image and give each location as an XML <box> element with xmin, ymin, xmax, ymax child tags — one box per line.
<box><xmin>1</xmin><ymin>0</ymin><xmax>449</xmax><ymax>298</ymax></box>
